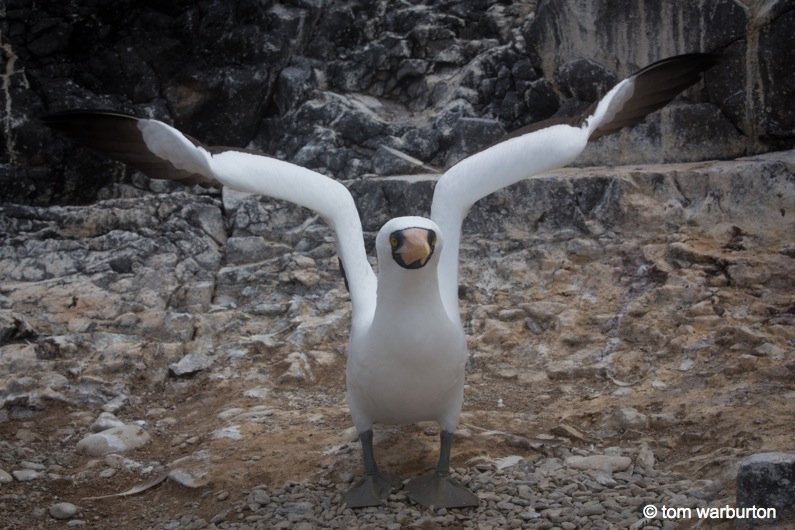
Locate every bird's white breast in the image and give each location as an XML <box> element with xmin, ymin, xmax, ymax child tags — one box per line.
<box><xmin>347</xmin><ymin>300</ymin><xmax>467</xmax><ymax>431</ymax></box>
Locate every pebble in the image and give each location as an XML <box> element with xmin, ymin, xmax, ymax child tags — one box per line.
<box><xmin>75</xmin><ymin>424</ymin><xmax>151</xmax><ymax>456</ymax></box>
<box><xmin>551</xmin><ymin>423</ymin><xmax>586</xmax><ymax>441</ymax></box>
<box><xmin>15</xmin><ymin>428</ymin><xmax>40</xmax><ymax>443</ymax></box>
<box><xmin>565</xmin><ymin>455</ymin><xmax>632</xmax><ymax>473</ymax></box>
<box><xmin>20</xmin><ymin>460</ymin><xmax>46</xmax><ymax>471</ymax></box>
<box><xmin>0</xmin><ymin>468</ymin><xmax>12</xmax><ymax>483</ymax></box>
<box><xmin>90</xmin><ymin>412</ymin><xmax>126</xmax><ymax>432</ymax></box>
<box><xmin>101</xmin><ymin>394</ymin><xmax>128</xmax><ymax>413</ymax></box>
<box><xmin>169</xmin><ymin>352</ymin><xmax>215</xmax><ymax>376</ymax></box>
<box><xmin>12</xmin><ymin>469</ymin><xmax>42</xmax><ymax>481</ymax></box>
<box><xmin>49</xmin><ymin>502</ymin><xmax>79</xmax><ymax>520</ymax></box>
<box><xmin>99</xmin><ymin>468</ymin><xmax>117</xmax><ymax>478</ymax></box>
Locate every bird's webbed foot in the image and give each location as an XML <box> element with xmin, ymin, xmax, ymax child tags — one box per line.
<box><xmin>406</xmin><ymin>472</ymin><xmax>478</xmax><ymax>508</ymax></box>
<box><xmin>406</xmin><ymin>429</ymin><xmax>478</xmax><ymax>508</ymax></box>
<box><xmin>345</xmin><ymin>471</ymin><xmax>402</xmax><ymax>508</ymax></box>
<box><xmin>345</xmin><ymin>429</ymin><xmax>402</xmax><ymax>508</ymax></box>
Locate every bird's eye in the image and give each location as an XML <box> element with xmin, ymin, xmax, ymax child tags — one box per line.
<box><xmin>390</xmin><ymin>235</ymin><xmax>399</xmax><ymax>248</ymax></box>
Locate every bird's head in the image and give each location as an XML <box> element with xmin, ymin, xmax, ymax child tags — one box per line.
<box><xmin>376</xmin><ymin>217</ymin><xmax>441</xmax><ymax>271</ymax></box>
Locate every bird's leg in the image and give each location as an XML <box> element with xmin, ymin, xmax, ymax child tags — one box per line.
<box><xmin>344</xmin><ymin>429</ymin><xmax>402</xmax><ymax>508</ymax></box>
<box><xmin>406</xmin><ymin>430</ymin><xmax>479</xmax><ymax>508</ymax></box>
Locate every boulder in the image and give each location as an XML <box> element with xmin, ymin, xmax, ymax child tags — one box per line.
<box><xmin>736</xmin><ymin>452</ymin><xmax>795</xmax><ymax>525</ymax></box>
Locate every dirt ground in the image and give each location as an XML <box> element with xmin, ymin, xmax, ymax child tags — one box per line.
<box><xmin>2</xmin><ymin>332</ymin><xmax>792</xmax><ymax>529</ymax></box>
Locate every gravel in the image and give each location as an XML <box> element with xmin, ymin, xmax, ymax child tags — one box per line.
<box><xmin>150</xmin><ymin>453</ymin><xmax>719</xmax><ymax>529</ymax></box>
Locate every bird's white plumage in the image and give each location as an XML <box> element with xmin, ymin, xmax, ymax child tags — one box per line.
<box><xmin>138</xmin><ymin>119</ymin><xmax>214</xmax><ymax>176</ymax></box>
<box><xmin>347</xmin><ymin>216</ymin><xmax>466</xmax><ymax>432</ymax></box>
<box><xmin>585</xmin><ymin>77</ymin><xmax>635</xmax><ymax>137</ymax></box>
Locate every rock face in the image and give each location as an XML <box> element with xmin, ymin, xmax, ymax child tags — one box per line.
<box><xmin>526</xmin><ymin>0</ymin><xmax>795</xmax><ymax>157</ymax></box>
<box><xmin>2</xmin><ymin>1</ymin><xmax>793</xmax><ymax>205</ymax></box>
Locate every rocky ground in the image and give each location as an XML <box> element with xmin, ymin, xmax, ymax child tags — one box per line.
<box><xmin>1</xmin><ymin>150</ymin><xmax>794</xmax><ymax>528</ymax></box>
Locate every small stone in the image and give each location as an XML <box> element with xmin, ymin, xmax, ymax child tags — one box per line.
<box><xmin>146</xmin><ymin>407</ymin><xmax>168</xmax><ymax>417</ymax></box>
<box><xmin>101</xmin><ymin>395</ymin><xmax>128</xmax><ymax>413</ymax></box>
<box><xmin>0</xmin><ymin>468</ymin><xmax>12</xmax><ymax>483</ymax></box>
<box><xmin>498</xmin><ymin>308</ymin><xmax>525</xmax><ymax>321</ymax></box>
<box><xmin>497</xmin><ymin>368</ymin><xmax>519</xmax><ymax>379</ymax></box>
<box><xmin>169</xmin><ymin>352</ymin><xmax>214</xmax><ymax>376</ymax></box>
<box><xmin>307</xmin><ymin>350</ymin><xmax>336</xmax><ymax>366</ymax></box>
<box><xmin>609</xmin><ymin>407</ymin><xmax>648</xmax><ymax>430</ymax></box>
<box><xmin>212</xmin><ymin>425</ymin><xmax>242</xmax><ymax>440</ymax></box>
<box><xmin>495</xmin><ymin>455</ymin><xmax>524</xmax><ymax>470</ymax></box>
<box><xmin>637</xmin><ymin>444</ymin><xmax>655</xmax><ymax>470</ymax></box>
<box><xmin>249</xmin><ymin>488</ymin><xmax>271</xmax><ymax>505</ymax></box>
<box><xmin>565</xmin><ymin>455</ymin><xmax>632</xmax><ymax>473</ymax></box>
<box><xmin>20</xmin><ymin>461</ymin><xmax>46</xmax><ymax>471</ymax></box>
<box><xmin>75</xmin><ymin>425</ymin><xmax>151</xmax><ymax>456</ymax></box>
<box><xmin>90</xmin><ymin>412</ymin><xmax>126</xmax><ymax>432</ymax></box>
<box><xmin>551</xmin><ymin>424</ymin><xmax>586</xmax><ymax>441</ymax></box>
<box><xmin>753</xmin><ymin>342</ymin><xmax>786</xmax><ymax>357</ymax></box>
<box><xmin>244</xmin><ymin>387</ymin><xmax>269</xmax><ymax>399</ymax></box>
<box><xmin>578</xmin><ymin>502</ymin><xmax>605</xmax><ymax>516</ymax></box>
<box><xmin>12</xmin><ymin>469</ymin><xmax>42</xmax><ymax>481</ymax></box>
<box><xmin>278</xmin><ymin>352</ymin><xmax>314</xmax><ymax>384</ymax></box>
<box><xmin>49</xmin><ymin>502</ymin><xmax>78</xmax><ymax>520</ymax></box>
<box><xmin>290</xmin><ymin>269</ymin><xmax>320</xmax><ymax>288</ymax></box>
<box><xmin>168</xmin><ymin>468</ymin><xmax>209</xmax><ymax>488</ymax></box>
<box><xmin>517</xmin><ymin>484</ymin><xmax>534</xmax><ymax>500</ymax></box>
<box><xmin>15</xmin><ymin>428</ymin><xmax>40</xmax><ymax>443</ymax></box>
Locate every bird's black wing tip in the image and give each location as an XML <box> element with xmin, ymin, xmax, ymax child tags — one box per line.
<box><xmin>40</xmin><ymin>109</ymin><xmax>139</xmax><ymax>126</ymax></box>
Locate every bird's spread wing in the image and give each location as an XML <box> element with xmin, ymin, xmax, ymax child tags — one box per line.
<box><xmin>430</xmin><ymin>53</ymin><xmax>719</xmax><ymax>323</ymax></box>
<box><xmin>42</xmin><ymin>111</ymin><xmax>377</xmax><ymax>324</ymax></box>
<box><xmin>41</xmin><ymin>111</ymin><xmax>219</xmax><ymax>187</ymax></box>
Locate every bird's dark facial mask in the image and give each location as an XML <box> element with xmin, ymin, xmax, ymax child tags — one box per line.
<box><xmin>389</xmin><ymin>228</ymin><xmax>437</xmax><ymax>269</ymax></box>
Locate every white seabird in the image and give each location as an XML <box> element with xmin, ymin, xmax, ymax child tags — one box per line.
<box><xmin>42</xmin><ymin>53</ymin><xmax>718</xmax><ymax>508</ymax></box>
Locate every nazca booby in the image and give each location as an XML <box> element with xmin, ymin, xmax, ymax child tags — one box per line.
<box><xmin>42</xmin><ymin>53</ymin><xmax>718</xmax><ymax>509</ymax></box>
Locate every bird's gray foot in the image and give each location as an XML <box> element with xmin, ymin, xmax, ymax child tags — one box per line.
<box><xmin>407</xmin><ymin>429</ymin><xmax>478</xmax><ymax>508</ymax></box>
<box><xmin>345</xmin><ymin>429</ymin><xmax>402</xmax><ymax>508</ymax></box>
<box><xmin>345</xmin><ymin>471</ymin><xmax>402</xmax><ymax>508</ymax></box>
<box><xmin>406</xmin><ymin>471</ymin><xmax>478</xmax><ymax>508</ymax></box>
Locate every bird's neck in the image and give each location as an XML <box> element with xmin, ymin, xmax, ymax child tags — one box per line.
<box><xmin>374</xmin><ymin>266</ymin><xmax>446</xmax><ymax>322</ymax></box>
